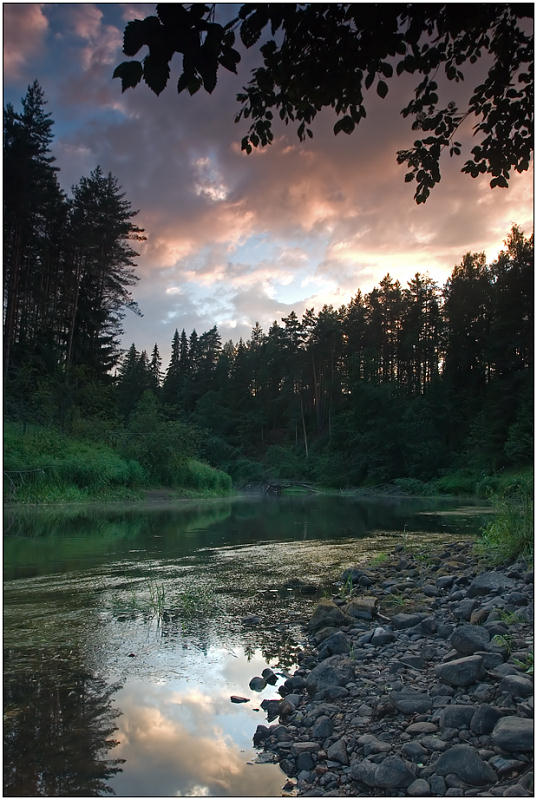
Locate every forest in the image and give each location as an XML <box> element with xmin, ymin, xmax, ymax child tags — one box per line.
<box><xmin>4</xmin><ymin>82</ymin><xmax>534</xmax><ymax>500</ymax></box>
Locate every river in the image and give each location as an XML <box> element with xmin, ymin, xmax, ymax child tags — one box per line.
<box><xmin>3</xmin><ymin>493</ymin><xmax>491</xmax><ymax>796</ymax></box>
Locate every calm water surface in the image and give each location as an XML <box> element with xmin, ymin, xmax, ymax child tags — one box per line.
<box><xmin>3</xmin><ymin>494</ymin><xmax>490</xmax><ymax>796</ymax></box>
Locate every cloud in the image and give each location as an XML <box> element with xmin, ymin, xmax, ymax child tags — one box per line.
<box><xmin>3</xmin><ymin>4</ymin><xmax>48</xmax><ymax>80</ymax></box>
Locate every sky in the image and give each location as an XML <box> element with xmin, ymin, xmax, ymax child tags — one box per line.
<box><xmin>3</xmin><ymin>3</ymin><xmax>533</xmax><ymax>365</ymax></box>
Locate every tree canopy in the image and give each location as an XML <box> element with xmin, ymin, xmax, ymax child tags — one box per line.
<box><xmin>114</xmin><ymin>3</ymin><xmax>533</xmax><ymax>202</ymax></box>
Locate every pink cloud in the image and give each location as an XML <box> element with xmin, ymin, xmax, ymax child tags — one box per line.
<box><xmin>3</xmin><ymin>4</ymin><xmax>48</xmax><ymax>80</ymax></box>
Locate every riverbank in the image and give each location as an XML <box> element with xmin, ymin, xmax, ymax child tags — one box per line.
<box><xmin>251</xmin><ymin>539</ymin><xmax>534</xmax><ymax>797</ymax></box>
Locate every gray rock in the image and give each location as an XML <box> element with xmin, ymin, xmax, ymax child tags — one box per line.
<box><xmin>327</xmin><ymin>738</ymin><xmax>348</xmax><ymax>765</ymax></box>
<box><xmin>503</xmin><ymin>782</ymin><xmax>532</xmax><ymax>796</ymax></box>
<box><xmin>429</xmin><ymin>775</ymin><xmax>447</xmax><ymax>794</ymax></box>
<box><xmin>390</xmin><ymin>612</ymin><xmax>428</xmax><ymax>629</ymax></box>
<box><xmin>435</xmin><ymin>744</ymin><xmax>497</xmax><ymax>785</ymax></box>
<box><xmin>452</xmin><ymin>597</ymin><xmax>479</xmax><ymax>621</ymax></box>
<box><xmin>296</xmin><ymin>752</ymin><xmax>314</xmax><ymax>771</ymax></box>
<box><xmin>249</xmin><ymin>676</ymin><xmax>267</xmax><ymax>691</ymax></box>
<box><xmin>305</xmin><ymin>655</ymin><xmax>355</xmax><ymax>695</ymax></box>
<box><xmin>312</xmin><ymin>715</ymin><xmax>333</xmax><ymax>739</ymax></box>
<box><xmin>435</xmin><ymin>654</ymin><xmax>483</xmax><ymax>686</ymax></box>
<box><xmin>391</xmin><ymin>689</ymin><xmax>432</xmax><ymax>714</ymax></box>
<box><xmin>316</xmin><ymin>685</ymin><xmax>349</xmax><ymax>701</ymax></box>
<box><xmin>374</xmin><ymin>755</ymin><xmax>415</xmax><ymax>789</ymax></box>
<box><xmin>492</xmin><ymin>716</ymin><xmax>534</xmax><ymax>752</ymax></box>
<box><xmin>261</xmin><ymin>667</ymin><xmax>278</xmax><ymax>684</ymax></box>
<box><xmin>488</xmin><ymin>755</ymin><xmax>526</xmax><ymax>775</ymax></box>
<box><xmin>308</xmin><ymin>600</ymin><xmax>350</xmax><ymax>632</ymax></box>
<box><xmin>350</xmin><ymin>758</ymin><xmax>378</xmax><ymax>787</ymax></box>
<box><xmin>498</xmin><ymin>674</ymin><xmax>533</xmax><ymax>698</ymax></box>
<box><xmin>407</xmin><ymin>778</ymin><xmax>431</xmax><ymax>796</ymax></box>
<box><xmin>437</xmin><ymin>704</ymin><xmax>475</xmax><ymax>729</ymax></box>
<box><xmin>406</xmin><ymin>722</ymin><xmax>438</xmax><ymax>734</ymax></box>
<box><xmin>279</xmin><ymin>757</ymin><xmax>296</xmax><ymax>777</ymax></box>
<box><xmin>357</xmin><ymin>733</ymin><xmax>392</xmax><ymax>755</ymax></box>
<box><xmin>317</xmin><ymin>630</ymin><xmax>350</xmax><ymax>659</ymax></box>
<box><xmin>451</xmin><ymin>623</ymin><xmax>491</xmax><ymax>655</ymax></box>
<box><xmin>292</xmin><ymin>741</ymin><xmax>321</xmax><ymax>755</ymax></box>
<box><xmin>437</xmin><ymin>576</ymin><xmax>455</xmax><ymax>590</ymax></box>
<box><xmin>402</xmin><ymin>741</ymin><xmax>427</xmax><ymax>762</ymax></box>
<box><xmin>343</xmin><ymin>596</ymin><xmax>378</xmax><ymax>619</ymax></box>
<box><xmin>371</xmin><ymin>626</ymin><xmax>395</xmax><ymax>645</ymax></box>
<box><xmin>253</xmin><ymin>724</ymin><xmax>270</xmax><ymax>744</ymax></box>
<box><xmin>471</xmin><ymin>704</ymin><xmax>505</xmax><ymax>734</ymax></box>
<box><xmin>467</xmin><ymin>571</ymin><xmax>514</xmax><ymax>598</ymax></box>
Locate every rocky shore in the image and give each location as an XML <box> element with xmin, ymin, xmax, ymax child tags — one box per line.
<box><xmin>250</xmin><ymin>539</ymin><xmax>534</xmax><ymax>797</ymax></box>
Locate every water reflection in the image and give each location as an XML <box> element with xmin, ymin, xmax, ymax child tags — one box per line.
<box><xmin>107</xmin><ymin>650</ymin><xmax>287</xmax><ymax>797</ymax></box>
<box><xmin>4</xmin><ymin>646</ymin><xmax>123</xmax><ymax>796</ymax></box>
<box><xmin>4</xmin><ymin>494</ymin><xmax>490</xmax><ymax>796</ymax></box>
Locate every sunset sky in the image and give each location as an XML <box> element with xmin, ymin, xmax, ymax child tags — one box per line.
<box><xmin>4</xmin><ymin>3</ymin><xmax>533</xmax><ymax>363</ymax></box>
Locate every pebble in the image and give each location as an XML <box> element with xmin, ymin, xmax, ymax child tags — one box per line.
<box><xmin>249</xmin><ymin>541</ymin><xmax>533</xmax><ymax>797</ymax></box>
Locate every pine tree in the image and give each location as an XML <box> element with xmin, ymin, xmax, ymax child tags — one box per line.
<box><xmin>65</xmin><ymin>166</ymin><xmax>144</xmax><ymax>379</ymax></box>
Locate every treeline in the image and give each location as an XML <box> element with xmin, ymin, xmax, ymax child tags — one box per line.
<box><xmin>118</xmin><ymin>227</ymin><xmax>533</xmax><ymax>488</ymax></box>
<box><xmin>3</xmin><ymin>83</ymin><xmax>533</xmax><ymax>494</ymax></box>
<box><xmin>4</xmin><ymin>81</ymin><xmax>143</xmax><ymax>408</ymax></box>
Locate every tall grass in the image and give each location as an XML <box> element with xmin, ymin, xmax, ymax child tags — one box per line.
<box><xmin>4</xmin><ymin>422</ymin><xmax>232</xmax><ymax>503</ymax></box>
<box><xmin>477</xmin><ymin>474</ymin><xmax>533</xmax><ymax>564</ymax></box>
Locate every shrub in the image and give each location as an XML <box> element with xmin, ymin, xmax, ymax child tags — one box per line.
<box><xmin>477</xmin><ymin>475</ymin><xmax>533</xmax><ymax>564</ymax></box>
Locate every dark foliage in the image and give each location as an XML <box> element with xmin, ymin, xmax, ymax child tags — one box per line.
<box><xmin>114</xmin><ymin>4</ymin><xmax>533</xmax><ymax>202</ymax></box>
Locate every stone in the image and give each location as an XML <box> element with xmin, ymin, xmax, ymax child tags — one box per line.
<box><xmin>291</xmin><ymin>742</ymin><xmax>321</xmax><ymax>755</ymax></box>
<box><xmin>390</xmin><ymin>612</ymin><xmax>428</xmax><ymax>629</ymax></box>
<box><xmin>435</xmin><ymin>654</ymin><xmax>483</xmax><ymax>686</ymax></box>
<box><xmin>451</xmin><ymin>624</ymin><xmax>491</xmax><ymax>655</ymax></box>
<box><xmin>429</xmin><ymin>775</ymin><xmax>447</xmax><ymax>794</ymax></box>
<box><xmin>296</xmin><ymin>752</ymin><xmax>314</xmax><ymax>771</ymax></box>
<box><xmin>261</xmin><ymin>698</ymin><xmax>281</xmax><ymax>721</ymax></box>
<box><xmin>261</xmin><ymin>667</ymin><xmax>278</xmax><ymax>684</ymax></box>
<box><xmin>374</xmin><ymin>755</ymin><xmax>415</xmax><ymax>789</ymax></box>
<box><xmin>498</xmin><ymin>674</ymin><xmax>533</xmax><ymax>698</ymax></box>
<box><xmin>358</xmin><ymin>734</ymin><xmax>392</xmax><ymax>755</ymax></box>
<box><xmin>230</xmin><ymin>695</ymin><xmax>249</xmax><ymax>703</ymax></box>
<box><xmin>503</xmin><ymin>783</ymin><xmax>532</xmax><ymax>796</ymax></box>
<box><xmin>327</xmin><ymin>738</ymin><xmax>348</xmax><ymax>765</ymax></box>
<box><xmin>467</xmin><ymin>571</ymin><xmax>514</xmax><ymax>598</ymax></box>
<box><xmin>350</xmin><ymin>758</ymin><xmax>378</xmax><ymax>787</ymax></box>
<box><xmin>453</xmin><ymin>598</ymin><xmax>479</xmax><ymax>620</ymax></box>
<box><xmin>406</xmin><ymin>722</ymin><xmax>438</xmax><ymax>734</ymax></box>
<box><xmin>305</xmin><ymin>655</ymin><xmax>355</xmax><ymax>695</ymax></box>
<box><xmin>470</xmin><ymin>705</ymin><xmax>505</xmax><ymax>735</ymax></box>
<box><xmin>435</xmin><ymin>744</ymin><xmax>497</xmax><ymax>785</ymax></box>
<box><xmin>371</xmin><ymin>626</ymin><xmax>395</xmax><ymax>645</ymax></box>
<box><xmin>308</xmin><ymin>600</ymin><xmax>350</xmax><ymax>632</ymax></box>
<box><xmin>437</xmin><ymin>576</ymin><xmax>455</xmax><ymax>590</ymax></box>
<box><xmin>253</xmin><ymin>724</ymin><xmax>270</xmax><ymax>744</ymax></box>
<box><xmin>343</xmin><ymin>596</ymin><xmax>378</xmax><ymax>619</ymax></box>
<box><xmin>407</xmin><ymin>778</ymin><xmax>431</xmax><ymax>796</ymax></box>
<box><xmin>492</xmin><ymin>716</ymin><xmax>534</xmax><ymax>752</ymax></box>
<box><xmin>249</xmin><ymin>676</ymin><xmax>267</xmax><ymax>691</ymax></box>
<box><xmin>312</xmin><ymin>715</ymin><xmax>333</xmax><ymax>739</ymax></box>
<box><xmin>317</xmin><ymin>630</ymin><xmax>350</xmax><ymax>659</ymax></box>
<box><xmin>437</xmin><ymin>704</ymin><xmax>475</xmax><ymax>728</ymax></box>
<box><xmin>391</xmin><ymin>689</ymin><xmax>432</xmax><ymax>714</ymax></box>
<box><xmin>488</xmin><ymin>755</ymin><xmax>526</xmax><ymax>775</ymax></box>
<box><xmin>402</xmin><ymin>741</ymin><xmax>427</xmax><ymax>762</ymax></box>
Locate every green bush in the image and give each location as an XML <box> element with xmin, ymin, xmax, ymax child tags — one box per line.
<box><xmin>477</xmin><ymin>474</ymin><xmax>533</xmax><ymax>564</ymax></box>
<box><xmin>173</xmin><ymin>458</ymin><xmax>232</xmax><ymax>494</ymax></box>
<box><xmin>430</xmin><ymin>469</ymin><xmax>481</xmax><ymax>495</ymax></box>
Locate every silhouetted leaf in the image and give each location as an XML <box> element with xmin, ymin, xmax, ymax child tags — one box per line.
<box><xmin>377</xmin><ymin>80</ymin><xmax>388</xmax><ymax>99</ymax></box>
<box><xmin>113</xmin><ymin>61</ymin><xmax>143</xmax><ymax>91</ymax></box>
<box><xmin>143</xmin><ymin>56</ymin><xmax>170</xmax><ymax>95</ymax></box>
<box><xmin>333</xmin><ymin>116</ymin><xmax>355</xmax><ymax>135</ymax></box>
<box><xmin>123</xmin><ymin>20</ymin><xmax>148</xmax><ymax>56</ymax></box>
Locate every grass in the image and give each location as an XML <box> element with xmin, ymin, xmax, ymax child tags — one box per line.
<box><xmin>513</xmin><ymin>651</ymin><xmax>533</xmax><ymax>675</ymax></box>
<box><xmin>476</xmin><ymin>474</ymin><xmax>533</xmax><ymax>564</ymax></box>
<box><xmin>369</xmin><ymin>552</ymin><xmax>389</xmax><ymax>566</ymax></box>
<box><xmin>4</xmin><ymin>422</ymin><xmax>232</xmax><ymax>503</ymax></box>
